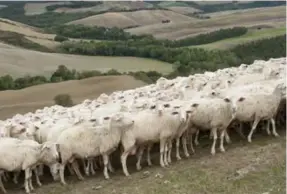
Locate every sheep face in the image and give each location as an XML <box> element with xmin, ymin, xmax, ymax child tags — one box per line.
<box><xmin>109</xmin><ymin>113</ymin><xmax>135</xmax><ymax>130</ymax></box>
<box><xmin>40</xmin><ymin>142</ymin><xmax>61</xmax><ymax>164</ymax></box>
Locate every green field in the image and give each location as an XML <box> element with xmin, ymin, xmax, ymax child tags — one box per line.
<box><xmin>189</xmin><ymin>27</ymin><xmax>286</xmax><ymax>50</ymax></box>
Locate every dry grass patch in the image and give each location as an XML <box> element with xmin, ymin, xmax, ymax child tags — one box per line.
<box><xmin>68</xmin><ymin>10</ymin><xmax>195</xmax><ymax>29</ymax></box>
<box><xmin>0</xmin><ymin>75</ymin><xmax>146</xmax><ymax>119</ymax></box>
<box><xmin>126</xmin><ymin>6</ymin><xmax>286</xmax><ymax>40</ymax></box>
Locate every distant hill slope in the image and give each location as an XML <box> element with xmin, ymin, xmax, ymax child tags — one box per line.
<box><xmin>126</xmin><ymin>6</ymin><xmax>286</xmax><ymax>40</ymax></box>
<box><xmin>68</xmin><ymin>9</ymin><xmax>195</xmax><ymax>29</ymax></box>
<box><xmin>0</xmin><ymin>75</ymin><xmax>146</xmax><ymax>119</ymax></box>
<box><xmin>0</xmin><ymin>43</ymin><xmax>172</xmax><ymax>77</ymax></box>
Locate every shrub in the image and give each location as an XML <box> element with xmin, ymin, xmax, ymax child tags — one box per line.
<box><xmin>54</xmin><ymin>35</ymin><xmax>69</xmax><ymax>42</ymax></box>
<box><xmin>53</xmin><ymin>94</ymin><xmax>74</xmax><ymax>107</ymax></box>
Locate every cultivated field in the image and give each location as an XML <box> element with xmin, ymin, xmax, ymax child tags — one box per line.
<box><xmin>24</xmin><ymin>2</ymin><xmax>72</xmax><ymax>15</ymax></box>
<box><xmin>0</xmin><ymin>44</ymin><xmax>172</xmax><ymax>77</ymax></box>
<box><xmin>0</xmin><ymin>75</ymin><xmax>146</xmax><ymax>119</ymax></box>
<box><xmin>6</xmin><ymin>128</ymin><xmax>286</xmax><ymax>194</ymax></box>
<box><xmin>126</xmin><ymin>6</ymin><xmax>286</xmax><ymax>40</ymax></box>
<box><xmin>166</xmin><ymin>6</ymin><xmax>202</xmax><ymax>15</ymax></box>
<box><xmin>190</xmin><ymin>27</ymin><xmax>286</xmax><ymax>50</ymax></box>
<box><xmin>68</xmin><ymin>10</ymin><xmax>195</xmax><ymax>29</ymax></box>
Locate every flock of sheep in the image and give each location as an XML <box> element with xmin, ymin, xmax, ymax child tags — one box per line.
<box><xmin>0</xmin><ymin>57</ymin><xmax>286</xmax><ymax>193</ymax></box>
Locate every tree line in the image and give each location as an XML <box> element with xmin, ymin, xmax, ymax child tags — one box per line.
<box><xmin>52</xmin><ymin>25</ymin><xmax>248</xmax><ymax>47</ymax></box>
<box><xmin>0</xmin><ymin>65</ymin><xmax>162</xmax><ymax>91</ymax></box>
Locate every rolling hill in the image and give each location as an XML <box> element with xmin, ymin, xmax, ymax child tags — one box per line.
<box><xmin>0</xmin><ymin>75</ymin><xmax>146</xmax><ymax>119</ymax></box>
<box><xmin>68</xmin><ymin>9</ymin><xmax>195</xmax><ymax>29</ymax></box>
<box><xmin>0</xmin><ymin>43</ymin><xmax>173</xmax><ymax>77</ymax></box>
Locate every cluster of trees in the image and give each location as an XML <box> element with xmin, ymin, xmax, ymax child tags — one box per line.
<box><xmin>53</xmin><ymin>25</ymin><xmax>248</xmax><ymax>47</ymax></box>
<box><xmin>46</xmin><ymin>1</ymin><xmax>102</xmax><ymax>11</ymax></box>
<box><xmin>0</xmin><ymin>30</ymin><xmax>53</xmax><ymax>52</ymax></box>
<box><xmin>50</xmin><ymin>25</ymin><xmax>147</xmax><ymax>41</ymax></box>
<box><xmin>59</xmin><ymin>34</ymin><xmax>286</xmax><ymax>76</ymax></box>
<box><xmin>185</xmin><ymin>1</ymin><xmax>286</xmax><ymax>13</ymax></box>
<box><xmin>0</xmin><ymin>65</ymin><xmax>163</xmax><ymax>91</ymax></box>
<box><xmin>231</xmin><ymin>35</ymin><xmax>286</xmax><ymax>64</ymax></box>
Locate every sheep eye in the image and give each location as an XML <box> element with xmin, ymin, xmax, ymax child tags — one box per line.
<box><xmin>185</xmin><ymin>86</ymin><xmax>190</xmax><ymax>88</ymax></box>
<box><xmin>174</xmin><ymin>106</ymin><xmax>180</xmax><ymax>109</ymax></box>
<box><xmin>171</xmin><ymin>112</ymin><xmax>179</xmax><ymax>115</ymax></box>
<box><xmin>90</xmin><ymin>119</ymin><xmax>97</xmax><ymax>122</ymax></box>
<box><xmin>150</xmin><ymin>105</ymin><xmax>156</xmax><ymax>109</ymax></box>
<box><xmin>103</xmin><ymin>117</ymin><xmax>110</xmax><ymax>120</ymax></box>
<box><xmin>164</xmin><ymin>104</ymin><xmax>170</xmax><ymax>108</ymax></box>
<box><xmin>95</xmin><ymin>105</ymin><xmax>100</xmax><ymax>108</ymax></box>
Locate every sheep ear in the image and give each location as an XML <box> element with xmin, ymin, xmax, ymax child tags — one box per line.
<box><xmin>19</xmin><ymin>128</ymin><xmax>26</xmax><ymax>133</ymax></box>
<box><xmin>41</xmin><ymin>144</ymin><xmax>49</xmax><ymax>152</ymax></box>
<box><xmin>55</xmin><ymin>143</ymin><xmax>60</xmax><ymax>152</ymax></box>
<box><xmin>191</xmin><ymin>103</ymin><xmax>199</xmax><ymax>108</ymax></box>
<box><xmin>157</xmin><ymin>109</ymin><xmax>163</xmax><ymax>116</ymax></box>
<box><xmin>224</xmin><ymin>98</ymin><xmax>230</xmax><ymax>103</ymax></box>
<box><xmin>238</xmin><ymin>97</ymin><xmax>245</xmax><ymax>102</ymax></box>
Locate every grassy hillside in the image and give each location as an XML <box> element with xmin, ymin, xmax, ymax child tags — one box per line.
<box><xmin>0</xmin><ymin>43</ymin><xmax>173</xmax><ymax>77</ymax></box>
<box><xmin>0</xmin><ymin>75</ymin><xmax>146</xmax><ymax>119</ymax></box>
<box><xmin>190</xmin><ymin>27</ymin><xmax>286</xmax><ymax>50</ymax></box>
<box><xmin>126</xmin><ymin>5</ymin><xmax>286</xmax><ymax>40</ymax></box>
<box><xmin>68</xmin><ymin>9</ymin><xmax>195</xmax><ymax>29</ymax></box>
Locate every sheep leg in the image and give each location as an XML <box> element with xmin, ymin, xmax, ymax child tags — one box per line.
<box><xmin>224</xmin><ymin>130</ymin><xmax>231</xmax><ymax>144</ymax></box>
<box><xmin>0</xmin><ymin>173</ymin><xmax>7</xmax><ymax>194</ymax></box>
<box><xmin>175</xmin><ymin>137</ymin><xmax>182</xmax><ymax>160</ymax></box>
<box><xmin>236</xmin><ymin>122</ymin><xmax>246</xmax><ymax>138</ymax></box>
<box><xmin>90</xmin><ymin>158</ymin><xmax>96</xmax><ymax>175</ymax></box>
<box><xmin>189</xmin><ymin>134</ymin><xmax>195</xmax><ymax>154</ymax></box>
<box><xmin>71</xmin><ymin>161</ymin><xmax>84</xmax><ymax>181</ymax></box>
<box><xmin>219</xmin><ymin>130</ymin><xmax>226</xmax><ymax>153</ymax></box>
<box><xmin>59</xmin><ymin>164</ymin><xmax>67</xmax><ymax>185</ymax></box>
<box><xmin>247</xmin><ymin>118</ymin><xmax>260</xmax><ymax>143</ymax></box>
<box><xmin>33</xmin><ymin>168</ymin><xmax>42</xmax><ymax>187</ymax></box>
<box><xmin>146</xmin><ymin>144</ymin><xmax>153</xmax><ymax>166</ymax></box>
<box><xmin>67</xmin><ymin>163</ymin><xmax>75</xmax><ymax>175</ymax></box>
<box><xmin>266</xmin><ymin>120</ymin><xmax>271</xmax><ymax>135</ymax></box>
<box><xmin>85</xmin><ymin>159</ymin><xmax>90</xmax><ymax>176</ymax></box>
<box><xmin>38</xmin><ymin>164</ymin><xmax>44</xmax><ymax>176</ymax></box>
<box><xmin>28</xmin><ymin>169</ymin><xmax>34</xmax><ymax>191</ymax></box>
<box><xmin>167</xmin><ymin>139</ymin><xmax>173</xmax><ymax>164</ymax></box>
<box><xmin>107</xmin><ymin>160</ymin><xmax>115</xmax><ymax>173</ymax></box>
<box><xmin>13</xmin><ymin>171</ymin><xmax>20</xmax><ymax>184</ymax></box>
<box><xmin>159</xmin><ymin>139</ymin><xmax>167</xmax><ymax>167</ymax></box>
<box><xmin>136</xmin><ymin>145</ymin><xmax>145</xmax><ymax>171</ymax></box>
<box><xmin>211</xmin><ymin>128</ymin><xmax>218</xmax><ymax>155</ymax></box>
<box><xmin>271</xmin><ymin>118</ymin><xmax>279</xmax><ymax>137</ymax></box>
<box><xmin>163</xmin><ymin>141</ymin><xmax>169</xmax><ymax>166</ymax></box>
<box><xmin>194</xmin><ymin>130</ymin><xmax>200</xmax><ymax>146</ymax></box>
<box><xmin>182</xmin><ymin>134</ymin><xmax>190</xmax><ymax>157</ymax></box>
<box><xmin>102</xmin><ymin>154</ymin><xmax>110</xmax><ymax>179</ymax></box>
<box><xmin>121</xmin><ymin>149</ymin><xmax>132</xmax><ymax>176</ymax></box>
<box><xmin>2</xmin><ymin>173</ymin><xmax>7</xmax><ymax>183</ymax></box>
<box><xmin>24</xmin><ymin>168</ymin><xmax>31</xmax><ymax>194</ymax></box>
<box><xmin>209</xmin><ymin>130</ymin><xmax>213</xmax><ymax>139</ymax></box>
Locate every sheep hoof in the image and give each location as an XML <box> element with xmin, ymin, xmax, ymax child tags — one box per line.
<box><xmin>185</xmin><ymin>154</ymin><xmax>190</xmax><ymax>158</ymax></box>
<box><xmin>274</xmin><ymin>133</ymin><xmax>279</xmax><ymax>137</ymax></box>
<box><xmin>136</xmin><ymin>166</ymin><xmax>142</xmax><ymax>171</ymax></box>
<box><xmin>220</xmin><ymin>148</ymin><xmax>225</xmax><ymax>153</ymax></box>
<box><xmin>176</xmin><ymin>157</ymin><xmax>181</xmax><ymax>161</ymax></box>
<box><xmin>147</xmin><ymin>163</ymin><xmax>152</xmax><ymax>166</ymax></box>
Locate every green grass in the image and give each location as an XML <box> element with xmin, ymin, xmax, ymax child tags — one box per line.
<box><xmin>189</xmin><ymin>27</ymin><xmax>286</xmax><ymax>50</ymax></box>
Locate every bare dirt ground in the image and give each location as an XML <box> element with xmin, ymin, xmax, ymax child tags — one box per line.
<box><xmin>0</xmin><ymin>44</ymin><xmax>172</xmax><ymax>77</ymax></box>
<box><xmin>126</xmin><ymin>6</ymin><xmax>286</xmax><ymax>40</ymax></box>
<box><xmin>68</xmin><ymin>10</ymin><xmax>195</xmax><ymax>29</ymax></box>
<box><xmin>0</xmin><ymin>75</ymin><xmax>146</xmax><ymax>120</ymax></box>
<box><xmin>6</xmin><ymin>128</ymin><xmax>286</xmax><ymax>194</ymax></box>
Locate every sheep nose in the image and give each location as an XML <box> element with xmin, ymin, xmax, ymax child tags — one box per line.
<box><xmin>132</xmin><ymin>120</ymin><xmax>135</xmax><ymax>124</ymax></box>
<box><xmin>186</xmin><ymin>111</ymin><xmax>191</xmax><ymax>114</ymax></box>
